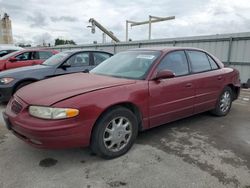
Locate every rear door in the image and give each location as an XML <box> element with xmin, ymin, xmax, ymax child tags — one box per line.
<box><xmin>36</xmin><ymin>51</ymin><xmax>54</xmax><ymax>64</ymax></box>
<box><xmin>186</xmin><ymin>50</ymin><xmax>224</xmax><ymax>113</ymax></box>
<box><xmin>148</xmin><ymin>50</ymin><xmax>195</xmax><ymax>127</ymax></box>
<box><xmin>91</xmin><ymin>52</ymin><xmax>112</xmax><ymax>69</ymax></box>
<box><xmin>5</xmin><ymin>51</ymin><xmax>34</xmax><ymax>69</ymax></box>
<box><xmin>54</xmin><ymin>52</ymin><xmax>91</xmax><ymax>75</ymax></box>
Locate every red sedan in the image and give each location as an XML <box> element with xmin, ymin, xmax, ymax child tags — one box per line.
<box><xmin>3</xmin><ymin>47</ymin><xmax>240</xmax><ymax>159</ymax></box>
<box><xmin>0</xmin><ymin>49</ymin><xmax>58</xmax><ymax>71</ymax></box>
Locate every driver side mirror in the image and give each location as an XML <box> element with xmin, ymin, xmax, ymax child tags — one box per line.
<box><xmin>61</xmin><ymin>62</ymin><xmax>71</xmax><ymax>70</ymax></box>
<box><xmin>154</xmin><ymin>69</ymin><xmax>175</xmax><ymax>80</ymax></box>
<box><xmin>9</xmin><ymin>57</ymin><xmax>18</xmax><ymax>62</ymax></box>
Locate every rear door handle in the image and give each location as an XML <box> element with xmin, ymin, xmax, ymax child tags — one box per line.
<box><xmin>217</xmin><ymin>76</ymin><xmax>223</xmax><ymax>80</ymax></box>
<box><xmin>185</xmin><ymin>83</ymin><xmax>193</xmax><ymax>88</ymax></box>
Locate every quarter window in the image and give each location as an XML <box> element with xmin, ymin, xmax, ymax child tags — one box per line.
<box><xmin>187</xmin><ymin>51</ymin><xmax>211</xmax><ymax>73</ymax></box>
<box><xmin>207</xmin><ymin>55</ymin><xmax>219</xmax><ymax>70</ymax></box>
<box><xmin>157</xmin><ymin>51</ymin><xmax>189</xmax><ymax>76</ymax></box>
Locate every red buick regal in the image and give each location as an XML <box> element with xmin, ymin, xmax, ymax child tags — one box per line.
<box><xmin>3</xmin><ymin>47</ymin><xmax>240</xmax><ymax>159</ymax></box>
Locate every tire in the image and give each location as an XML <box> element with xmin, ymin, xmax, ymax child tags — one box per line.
<box><xmin>14</xmin><ymin>81</ymin><xmax>33</xmax><ymax>93</ymax></box>
<box><xmin>91</xmin><ymin>106</ymin><xmax>138</xmax><ymax>159</ymax></box>
<box><xmin>211</xmin><ymin>86</ymin><xmax>233</xmax><ymax>116</ymax></box>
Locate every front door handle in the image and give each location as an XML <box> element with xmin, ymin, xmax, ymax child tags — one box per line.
<box><xmin>185</xmin><ymin>83</ymin><xmax>193</xmax><ymax>88</ymax></box>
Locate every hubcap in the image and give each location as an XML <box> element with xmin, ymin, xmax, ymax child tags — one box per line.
<box><xmin>219</xmin><ymin>91</ymin><xmax>231</xmax><ymax>113</ymax></box>
<box><xmin>103</xmin><ymin>117</ymin><xmax>132</xmax><ymax>152</ymax></box>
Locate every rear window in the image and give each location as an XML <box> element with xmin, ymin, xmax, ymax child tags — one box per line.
<box><xmin>187</xmin><ymin>51</ymin><xmax>211</xmax><ymax>73</ymax></box>
<box><xmin>39</xmin><ymin>51</ymin><xmax>53</xmax><ymax>59</ymax></box>
<box><xmin>93</xmin><ymin>52</ymin><xmax>111</xmax><ymax>65</ymax></box>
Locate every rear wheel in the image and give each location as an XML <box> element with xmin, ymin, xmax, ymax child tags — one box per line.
<box><xmin>211</xmin><ymin>86</ymin><xmax>233</xmax><ymax>116</ymax></box>
<box><xmin>91</xmin><ymin>107</ymin><xmax>138</xmax><ymax>159</ymax></box>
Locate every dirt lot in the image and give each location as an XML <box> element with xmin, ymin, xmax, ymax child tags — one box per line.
<box><xmin>0</xmin><ymin>90</ymin><xmax>249</xmax><ymax>188</ymax></box>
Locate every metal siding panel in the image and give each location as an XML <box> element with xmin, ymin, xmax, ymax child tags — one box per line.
<box><xmin>48</xmin><ymin>32</ymin><xmax>250</xmax><ymax>82</ymax></box>
<box><xmin>230</xmin><ymin>65</ymin><xmax>250</xmax><ymax>83</ymax></box>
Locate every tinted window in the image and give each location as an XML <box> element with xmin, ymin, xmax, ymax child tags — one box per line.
<box><xmin>15</xmin><ymin>52</ymin><xmax>30</xmax><ymax>61</ymax></box>
<box><xmin>187</xmin><ymin>51</ymin><xmax>211</xmax><ymax>73</ymax></box>
<box><xmin>39</xmin><ymin>51</ymin><xmax>53</xmax><ymax>59</ymax></box>
<box><xmin>0</xmin><ymin>50</ymin><xmax>17</xmax><ymax>57</ymax></box>
<box><xmin>0</xmin><ymin>50</ymin><xmax>8</xmax><ymax>57</ymax></box>
<box><xmin>93</xmin><ymin>52</ymin><xmax>111</xmax><ymax>65</ymax></box>
<box><xmin>207</xmin><ymin>55</ymin><xmax>219</xmax><ymax>70</ymax></box>
<box><xmin>157</xmin><ymin>51</ymin><xmax>189</xmax><ymax>76</ymax></box>
<box><xmin>65</xmin><ymin>52</ymin><xmax>89</xmax><ymax>67</ymax></box>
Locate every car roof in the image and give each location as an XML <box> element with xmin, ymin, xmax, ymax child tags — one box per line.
<box><xmin>19</xmin><ymin>48</ymin><xmax>58</xmax><ymax>52</ymax></box>
<box><xmin>129</xmin><ymin>47</ymin><xmax>207</xmax><ymax>53</ymax></box>
<box><xmin>61</xmin><ymin>49</ymin><xmax>113</xmax><ymax>54</ymax></box>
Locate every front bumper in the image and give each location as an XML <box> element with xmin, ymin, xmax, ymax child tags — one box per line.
<box><xmin>3</xmin><ymin>97</ymin><xmax>93</xmax><ymax>149</ymax></box>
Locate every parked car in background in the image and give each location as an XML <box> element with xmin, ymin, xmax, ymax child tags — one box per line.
<box><xmin>0</xmin><ymin>49</ymin><xmax>59</xmax><ymax>71</ymax></box>
<box><xmin>0</xmin><ymin>45</ymin><xmax>24</xmax><ymax>57</ymax></box>
<box><xmin>0</xmin><ymin>50</ymin><xmax>112</xmax><ymax>102</ymax></box>
<box><xmin>3</xmin><ymin>47</ymin><xmax>240</xmax><ymax>159</ymax></box>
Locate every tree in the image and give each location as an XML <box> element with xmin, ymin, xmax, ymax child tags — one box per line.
<box><xmin>18</xmin><ymin>44</ymin><xmax>31</xmax><ymax>47</ymax></box>
<box><xmin>55</xmin><ymin>38</ymin><xmax>76</xmax><ymax>46</ymax></box>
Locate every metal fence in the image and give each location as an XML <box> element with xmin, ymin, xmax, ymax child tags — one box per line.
<box><xmin>51</xmin><ymin>32</ymin><xmax>250</xmax><ymax>83</ymax></box>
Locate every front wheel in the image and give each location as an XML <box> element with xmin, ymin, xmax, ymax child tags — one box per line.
<box><xmin>211</xmin><ymin>86</ymin><xmax>233</xmax><ymax>116</ymax></box>
<box><xmin>91</xmin><ymin>107</ymin><xmax>138</xmax><ymax>159</ymax></box>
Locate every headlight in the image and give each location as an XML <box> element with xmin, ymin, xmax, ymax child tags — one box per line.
<box><xmin>0</xmin><ymin>77</ymin><xmax>14</xmax><ymax>84</ymax></box>
<box><xmin>29</xmin><ymin>106</ymin><xmax>79</xmax><ymax>120</ymax></box>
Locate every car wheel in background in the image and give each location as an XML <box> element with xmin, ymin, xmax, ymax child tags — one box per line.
<box><xmin>91</xmin><ymin>106</ymin><xmax>138</xmax><ymax>159</ymax></box>
<box><xmin>211</xmin><ymin>86</ymin><xmax>233</xmax><ymax>116</ymax></box>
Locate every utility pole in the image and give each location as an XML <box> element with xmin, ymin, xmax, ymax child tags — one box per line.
<box><xmin>126</xmin><ymin>15</ymin><xmax>175</xmax><ymax>41</ymax></box>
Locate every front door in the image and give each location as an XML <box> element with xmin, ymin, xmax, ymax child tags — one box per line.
<box><xmin>148</xmin><ymin>50</ymin><xmax>195</xmax><ymax>128</ymax></box>
<box><xmin>5</xmin><ymin>52</ymin><xmax>34</xmax><ymax>69</ymax></box>
<box><xmin>54</xmin><ymin>52</ymin><xmax>91</xmax><ymax>75</ymax></box>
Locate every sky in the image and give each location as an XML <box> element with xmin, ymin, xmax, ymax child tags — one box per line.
<box><xmin>1</xmin><ymin>0</ymin><xmax>250</xmax><ymax>46</ymax></box>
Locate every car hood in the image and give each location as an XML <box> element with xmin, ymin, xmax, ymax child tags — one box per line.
<box><xmin>0</xmin><ymin>65</ymin><xmax>52</xmax><ymax>77</ymax></box>
<box><xmin>16</xmin><ymin>73</ymin><xmax>136</xmax><ymax>106</ymax></box>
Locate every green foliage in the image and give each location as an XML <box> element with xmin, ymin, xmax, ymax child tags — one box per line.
<box><xmin>55</xmin><ymin>38</ymin><xmax>76</xmax><ymax>46</ymax></box>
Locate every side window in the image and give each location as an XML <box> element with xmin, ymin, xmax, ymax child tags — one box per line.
<box><xmin>65</xmin><ymin>52</ymin><xmax>89</xmax><ymax>67</ymax></box>
<box><xmin>15</xmin><ymin>52</ymin><xmax>30</xmax><ymax>61</ymax></box>
<box><xmin>93</xmin><ymin>52</ymin><xmax>111</xmax><ymax>65</ymax></box>
<box><xmin>187</xmin><ymin>51</ymin><xmax>211</xmax><ymax>73</ymax></box>
<box><xmin>31</xmin><ymin>52</ymin><xmax>39</xmax><ymax>60</ymax></box>
<box><xmin>0</xmin><ymin>50</ymin><xmax>8</xmax><ymax>57</ymax></box>
<box><xmin>39</xmin><ymin>51</ymin><xmax>53</xmax><ymax>59</ymax></box>
<box><xmin>157</xmin><ymin>51</ymin><xmax>189</xmax><ymax>76</ymax></box>
<box><xmin>207</xmin><ymin>55</ymin><xmax>219</xmax><ymax>70</ymax></box>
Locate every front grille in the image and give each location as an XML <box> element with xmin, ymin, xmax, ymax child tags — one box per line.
<box><xmin>11</xmin><ymin>100</ymin><xmax>23</xmax><ymax>114</ymax></box>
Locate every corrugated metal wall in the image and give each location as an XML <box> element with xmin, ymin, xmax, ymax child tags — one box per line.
<box><xmin>51</xmin><ymin>32</ymin><xmax>250</xmax><ymax>83</ymax></box>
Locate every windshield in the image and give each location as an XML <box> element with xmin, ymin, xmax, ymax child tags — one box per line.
<box><xmin>42</xmin><ymin>51</ymin><xmax>72</xmax><ymax>66</ymax></box>
<box><xmin>90</xmin><ymin>51</ymin><xmax>161</xmax><ymax>79</ymax></box>
<box><xmin>0</xmin><ymin>51</ymin><xmax>18</xmax><ymax>60</ymax></box>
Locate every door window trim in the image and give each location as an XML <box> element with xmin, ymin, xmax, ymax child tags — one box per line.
<box><xmin>185</xmin><ymin>50</ymin><xmax>219</xmax><ymax>75</ymax></box>
<box><xmin>156</xmin><ymin>49</ymin><xmax>191</xmax><ymax>78</ymax></box>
